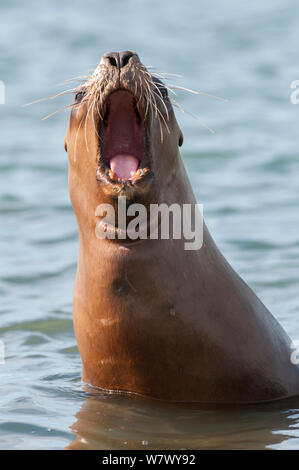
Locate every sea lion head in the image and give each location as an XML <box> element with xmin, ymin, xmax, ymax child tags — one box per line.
<box><xmin>64</xmin><ymin>51</ymin><xmax>183</xmax><ymax>207</ymax></box>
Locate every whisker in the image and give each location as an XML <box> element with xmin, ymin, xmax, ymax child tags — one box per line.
<box><xmin>169</xmin><ymin>85</ymin><xmax>227</xmax><ymax>102</ymax></box>
<box><xmin>84</xmin><ymin>92</ymin><xmax>96</xmax><ymax>153</ymax></box>
<box><xmin>153</xmin><ymin>89</ymin><xmax>169</xmax><ymax>121</ymax></box>
<box><xmin>55</xmin><ymin>77</ymin><xmax>90</xmax><ymax>87</ymax></box>
<box><xmin>156</xmin><ymin>106</ymin><xmax>170</xmax><ymax>137</ymax></box>
<box><xmin>42</xmin><ymin>103</ymin><xmax>77</xmax><ymax>120</ymax></box>
<box><xmin>74</xmin><ymin>115</ymin><xmax>85</xmax><ymax>162</ymax></box>
<box><xmin>146</xmin><ymin>68</ymin><xmax>227</xmax><ymax>102</ymax></box>
<box><xmin>151</xmin><ymin>72</ymin><xmax>183</xmax><ymax>79</ymax></box>
<box><xmin>91</xmin><ymin>101</ymin><xmax>101</xmax><ymax>142</ymax></box>
<box><xmin>159</xmin><ymin>83</ymin><xmax>177</xmax><ymax>96</ymax></box>
<box><xmin>27</xmin><ymin>59</ymin><xmax>220</xmax><ymax>143</ymax></box>
<box><xmin>171</xmin><ymin>98</ymin><xmax>215</xmax><ymax>134</ymax></box>
<box><xmin>140</xmin><ymin>69</ymin><xmax>177</xmax><ymax>96</ymax></box>
<box><xmin>57</xmin><ymin>72</ymin><xmax>93</xmax><ymax>86</ymax></box>
<box><xmin>23</xmin><ymin>88</ymin><xmax>77</xmax><ymax>107</ymax></box>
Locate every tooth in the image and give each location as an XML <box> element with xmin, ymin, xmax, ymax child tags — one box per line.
<box><xmin>109</xmin><ymin>169</ymin><xmax>117</xmax><ymax>180</ymax></box>
<box><xmin>97</xmin><ymin>166</ymin><xmax>105</xmax><ymax>176</ymax></box>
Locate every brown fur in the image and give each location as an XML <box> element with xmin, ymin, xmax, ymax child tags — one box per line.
<box><xmin>64</xmin><ymin>51</ymin><xmax>299</xmax><ymax>403</ymax></box>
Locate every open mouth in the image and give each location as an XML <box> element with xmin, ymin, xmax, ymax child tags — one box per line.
<box><xmin>98</xmin><ymin>90</ymin><xmax>150</xmax><ymax>182</ymax></box>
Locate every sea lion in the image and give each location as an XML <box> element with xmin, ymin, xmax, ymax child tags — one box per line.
<box><xmin>64</xmin><ymin>50</ymin><xmax>299</xmax><ymax>403</ymax></box>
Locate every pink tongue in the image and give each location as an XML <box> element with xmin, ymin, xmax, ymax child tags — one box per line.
<box><xmin>110</xmin><ymin>154</ymin><xmax>139</xmax><ymax>179</ymax></box>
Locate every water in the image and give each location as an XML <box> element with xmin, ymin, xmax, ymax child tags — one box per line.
<box><xmin>0</xmin><ymin>0</ymin><xmax>299</xmax><ymax>450</ymax></box>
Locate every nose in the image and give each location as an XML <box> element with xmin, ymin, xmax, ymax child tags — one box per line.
<box><xmin>102</xmin><ymin>51</ymin><xmax>135</xmax><ymax>70</ymax></box>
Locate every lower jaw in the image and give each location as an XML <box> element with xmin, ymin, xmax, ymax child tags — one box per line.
<box><xmin>96</xmin><ymin>162</ymin><xmax>152</xmax><ymax>185</ymax></box>
<box><xmin>97</xmin><ymin>137</ymin><xmax>152</xmax><ymax>187</ymax></box>
<box><xmin>95</xmin><ymin>163</ymin><xmax>154</xmax><ymax>204</ymax></box>
<box><xmin>102</xmin><ymin>164</ymin><xmax>151</xmax><ymax>183</ymax></box>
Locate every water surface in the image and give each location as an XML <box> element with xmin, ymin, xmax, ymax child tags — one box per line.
<box><xmin>0</xmin><ymin>0</ymin><xmax>299</xmax><ymax>449</ymax></box>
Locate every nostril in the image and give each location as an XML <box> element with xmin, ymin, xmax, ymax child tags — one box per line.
<box><xmin>119</xmin><ymin>51</ymin><xmax>134</xmax><ymax>69</ymax></box>
<box><xmin>107</xmin><ymin>56</ymin><xmax>117</xmax><ymax>67</ymax></box>
<box><xmin>102</xmin><ymin>51</ymin><xmax>135</xmax><ymax>70</ymax></box>
<box><xmin>103</xmin><ymin>52</ymin><xmax>119</xmax><ymax>68</ymax></box>
<box><xmin>120</xmin><ymin>54</ymin><xmax>131</xmax><ymax>68</ymax></box>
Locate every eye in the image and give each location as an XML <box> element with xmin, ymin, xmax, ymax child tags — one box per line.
<box><xmin>159</xmin><ymin>86</ymin><xmax>168</xmax><ymax>100</ymax></box>
<box><xmin>74</xmin><ymin>89</ymin><xmax>86</xmax><ymax>103</ymax></box>
<box><xmin>155</xmin><ymin>82</ymin><xmax>168</xmax><ymax>101</ymax></box>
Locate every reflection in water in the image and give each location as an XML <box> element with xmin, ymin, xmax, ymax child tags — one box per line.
<box><xmin>67</xmin><ymin>389</ymin><xmax>299</xmax><ymax>450</ymax></box>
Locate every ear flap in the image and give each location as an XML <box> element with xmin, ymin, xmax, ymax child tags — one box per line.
<box><xmin>179</xmin><ymin>132</ymin><xmax>184</xmax><ymax>147</ymax></box>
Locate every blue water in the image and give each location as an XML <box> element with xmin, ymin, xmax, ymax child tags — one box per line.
<box><xmin>0</xmin><ymin>0</ymin><xmax>299</xmax><ymax>449</ymax></box>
